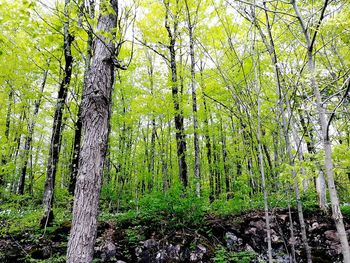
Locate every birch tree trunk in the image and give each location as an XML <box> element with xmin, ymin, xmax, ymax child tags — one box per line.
<box><xmin>66</xmin><ymin>0</ymin><xmax>119</xmax><ymax>261</ymax></box>
<box><xmin>185</xmin><ymin>0</ymin><xmax>201</xmax><ymax>196</ymax></box>
<box><xmin>292</xmin><ymin>1</ymin><xmax>350</xmax><ymax>261</ymax></box>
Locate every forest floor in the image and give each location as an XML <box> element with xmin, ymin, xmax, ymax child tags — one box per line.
<box><xmin>0</xmin><ymin>208</ymin><xmax>349</xmax><ymax>263</ymax></box>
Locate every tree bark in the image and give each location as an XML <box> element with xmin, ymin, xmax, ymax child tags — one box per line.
<box><xmin>164</xmin><ymin>0</ymin><xmax>188</xmax><ymax>188</ymax></box>
<box><xmin>185</xmin><ymin>0</ymin><xmax>201</xmax><ymax>196</ymax></box>
<box><xmin>292</xmin><ymin>1</ymin><xmax>350</xmax><ymax>260</ymax></box>
<box><xmin>66</xmin><ymin>1</ymin><xmax>119</xmax><ymax>261</ymax></box>
<box><xmin>41</xmin><ymin>0</ymin><xmax>74</xmax><ymax>228</ymax></box>
<box><xmin>69</xmin><ymin>0</ymin><xmax>95</xmax><ymax>196</ymax></box>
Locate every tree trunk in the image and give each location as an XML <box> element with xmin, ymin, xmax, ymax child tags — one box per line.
<box><xmin>185</xmin><ymin>0</ymin><xmax>200</xmax><ymax>196</ymax></box>
<box><xmin>259</xmin><ymin>4</ymin><xmax>312</xmax><ymax>261</ymax></box>
<box><xmin>164</xmin><ymin>1</ymin><xmax>188</xmax><ymax>188</ymax></box>
<box><xmin>69</xmin><ymin>0</ymin><xmax>95</xmax><ymax>196</ymax></box>
<box><xmin>66</xmin><ymin>1</ymin><xmax>119</xmax><ymax>262</ymax></box>
<box><xmin>200</xmin><ymin>68</ymin><xmax>215</xmax><ymax>202</ymax></box>
<box><xmin>18</xmin><ymin>67</ymin><xmax>48</xmax><ymax>195</ymax></box>
<box><xmin>0</xmin><ymin>89</ymin><xmax>14</xmax><ymax>187</ymax></box>
<box><xmin>41</xmin><ymin>0</ymin><xmax>73</xmax><ymax>228</ymax></box>
<box><xmin>292</xmin><ymin>1</ymin><xmax>350</xmax><ymax>260</ymax></box>
<box><xmin>254</xmin><ymin>50</ymin><xmax>273</xmax><ymax>263</ymax></box>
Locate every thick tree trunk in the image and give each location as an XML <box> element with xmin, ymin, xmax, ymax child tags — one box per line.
<box><xmin>66</xmin><ymin>1</ymin><xmax>119</xmax><ymax>261</ymax></box>
<box><xmin>170</xmin><ymin>45</ymin><xmax>187</xmax><ymax>188</ymax></box>
<box><xmin>41</xmin><ymin>0</ymin><xmax>73</xmax><ymax>228</ymax></box>
<box><xmin>18</xmin><ymin>68</ymin><xmax>48</xmax><ymax>195</ymax></box>
<box><xmin>69</xmin><ymin>1</ymin><xmax>95</xmax><ymax>196</ymax></box>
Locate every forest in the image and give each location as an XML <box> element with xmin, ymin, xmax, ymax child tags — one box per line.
<box><xmin>0</xmin><ymin>0</ymin><xmax>349</xmax><ymax>262</ymax></box>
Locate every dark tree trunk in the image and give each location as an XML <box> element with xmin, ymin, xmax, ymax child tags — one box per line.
<box><xmin>164</xmin><ymin>1</ymin><xmax>188</xmax><ymax>188</ymax></box>
<box><xmin>66</xmin><ymin>1</ymin><xmax>120</xmax><ymax>261</ymax></box>
<box><xmin>41</xmin><ymin>0</ymin><xmax>73</xmax><ymax>228</ymax></box>
<box><xmin>0</xmin><ymin>89</ymin><xmax>14</xmax><ymax>187</ymax></box>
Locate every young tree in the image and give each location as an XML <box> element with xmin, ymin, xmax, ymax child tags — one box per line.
<box><xmin>41</xmin><ymin>0</ymin><xmax>74</xmax><ymax>228</ymax></box>
<box><xmin>292</xmin><ymin>0</ymin><xmax>350</xmax><ymax>261</ymax></box>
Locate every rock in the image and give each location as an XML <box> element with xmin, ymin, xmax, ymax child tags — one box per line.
<box><xmin>143</xmin><ymin>239</ymin><xmax>158</xmax><ymax>249</ymax></box>
<box><xmin>324</xmin><ymin>230</ymin><xmax>339</xmax><ymax>241</ymax></box>
<box><xmin>225</xmin><ymin>231</ymin><xmax>242</xmax><ymax>250</ymax></box>
<box><xmin>278</xmin><ymin>214</ymin><xmax>288</xmax><ymax>221</ymax></box>
<box><xmin>190</xmin><ymin>244</ymin><xmax>207</xmax><ymax>262</ymax></box>
<box><xmin>245</xmin><ymin>244</ymin><xmax>255</xmax><ymax>252</ymax></box>
<box><xmin>249</xmin><ymin>220</ymin><xmax>265</xmax><ymax>230</ymax></box>
<box><xmin>271</xmin><ymin>234</ymin><xmax>280</xmax><ymax>243</ymax></box>
<box><xmin>100</xmin><ymin>241</ymin><xmax>117</xmax><ymax>260</ymax></box>
<box><xmin>166</xmin><ymin>244</ymin><xmax>180</xmax><ymax>260</ymax></box>
<box><xmin>245</xmin><ymin>227</ymin><xmax>257</xmax><ymax>235</ymax></box>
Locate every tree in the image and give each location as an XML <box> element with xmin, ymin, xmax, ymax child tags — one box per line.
<box><xmin>41</xmin><ymin>0</ymin><xmax>74</xmax><ymax>228</ymax></box>
<box><xmin>292</xmin><ymin>0</ymin><xmax>350</xmax><ymax>261</ymax></box>
<box><xmin>66</xmin><ymin>0</ymin><xmax>125</xmax><ymax>261</ymax></box>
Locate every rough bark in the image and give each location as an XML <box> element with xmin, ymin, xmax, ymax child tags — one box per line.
<box><xmin>69</xmin><ymin>0</ymin><xmax>95</xmax><ymax>196</ymax></box>
<box><xmin>66</xmin><ymin>1</ymin><xmax>119</xmax><ymax>261</ymax></box>
<box><xmin>41</xmin><ymin>0</ymin><xmax>73</xmax><ymax>228</ymax></box>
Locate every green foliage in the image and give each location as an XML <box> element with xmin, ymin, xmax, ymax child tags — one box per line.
<box><xmin>26</xmin><ymin>254</ymin><xmax>66</xmax><ymax>263</ymax></box>
<box><xmin>126</xmin><ymin>225</ymin><xmax>145</xmax><ymax>246</ymax></box>
<box><xmin>137</xmin><ymin>186</ymin><xmax>208</xmax><ymax>228</ymax></box>
<box><xmin>214</xmin><ymin>246</ymin><xmax>256</xmax><ymax>263</ymax></box>
<box><xmin>341</xmin><ymin>204</ymin><xmax>350</xmax><ymax>218</ymax></box>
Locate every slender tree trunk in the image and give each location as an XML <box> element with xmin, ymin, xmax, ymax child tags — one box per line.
<box><xmin>200</xmin><ymin>68</ymin><xmax>215</xmax><ymax>202</ymax></box>
<box><xmin>292</xmin><ymin>1</ymin><xmax>350</xmax><ymax>260</ymax></box>
<box><xmin>185</xmin><ymin>0</ymin><xmax>200</xmax><ymax>196</ymax></box>
<box><xmin>253</xmin><ymin>47</ymin><xmax>273</xmax><ymax>263</ymax></box>
<box><xmin>18</xmin><ymin>67</ymin><xmax>48</xmax><ymax>195</ymax></box>
<box><xmin>259</xmin><ymin>4</ymin><xmax>312</xmax><ymax>261</ymax></box>
<box><xmin>220</xmin><ymin>122</ymin><xmax>230</xmax><ymax>199</ymax></box>
<box><xmin>66</xmin><ymin>1</ymin><xmax>119</xmax><ymax>262</ymax></box>
<box><xmin>41</xmin><ymin>0</ymin><xmax>73</xmax><ymax>228</ymax></box>
<box><xmin>299</xmin><ymin>109</ymin><xmax>327</xmax><ymax>210</ymax></box>
<box><xmin>164</xmin><ymin>1</ymin><xmax>188</xmax><ymax>188</ymax></box>
<box><xmin>149</xmin><ymin>117</ymin><xmax>156</xmax><ymax>190</ymax></box>
<box><xmin>0</xmin><ymin>89</ymin><xmax>14</xmax><ymax>187</ymax></box>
